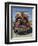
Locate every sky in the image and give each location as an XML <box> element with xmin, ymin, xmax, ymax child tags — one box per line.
<box><xmin>11</xmin><ymin>6</ymin><xmax>33</xmax><ymax>22</ymax></box>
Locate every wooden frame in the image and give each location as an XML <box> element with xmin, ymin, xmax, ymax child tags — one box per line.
<box><xmin>5</xmin><ymin>2</ymin><xmax>37</xmax><ymax>44</ymax></box>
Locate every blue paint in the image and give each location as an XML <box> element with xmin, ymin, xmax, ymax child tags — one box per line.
<box><xmin>11</xmin><ymin>6</ymin><xmax>33</xmax><ymax>22</ymax></box>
